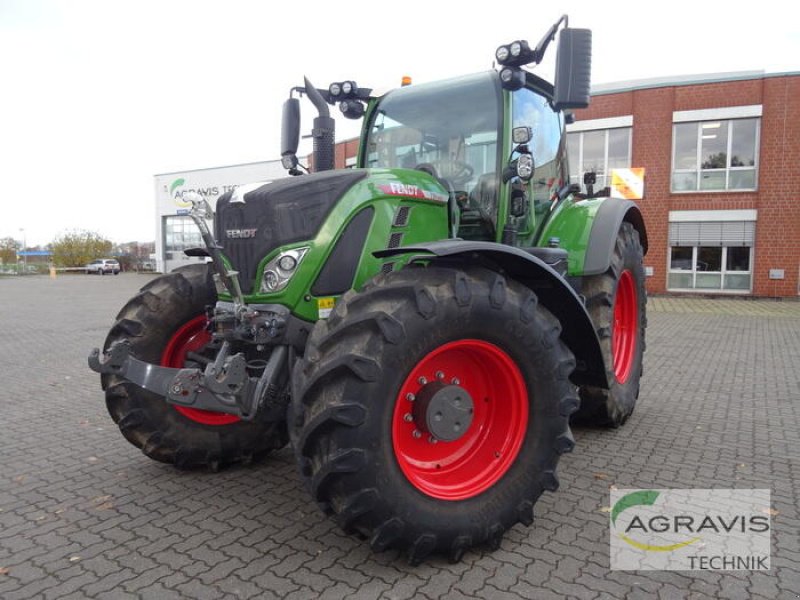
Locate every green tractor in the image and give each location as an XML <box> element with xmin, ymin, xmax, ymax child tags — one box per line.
<box><xmin>90</xmin><ymin>16</ymin><xmax>647</xmax><ymax>564</ymax></box>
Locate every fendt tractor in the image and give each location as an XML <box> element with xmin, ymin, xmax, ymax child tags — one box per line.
<box><xmin>90</xmin><ymin>16</ymin><xmax>648</xmax><ymax>564</ymax></box>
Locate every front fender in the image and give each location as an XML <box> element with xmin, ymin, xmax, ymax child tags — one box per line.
<box><xmin>584</xmin><ymin>198</ymin><xmax>648</xmax><ymax>276</ymax></box>
<box><xmin>538</xmin><ymin>197</ymin><xmax>648</xmax><ymax>277</ymax></box>
<box><xmin>375</xmin><ymin>240</ymin><xmax>607</xmax><ymax>388</ymax></box>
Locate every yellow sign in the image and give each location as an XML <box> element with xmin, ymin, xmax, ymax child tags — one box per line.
<box><xmin>317</xmin><ymin>297</ymin><xmax>335</xmax><ymax>319</ymax></box>
<box><xmin>611</xmin><ymin>168</ymin><xmax>645</xmax><ymax>200</ymax></box>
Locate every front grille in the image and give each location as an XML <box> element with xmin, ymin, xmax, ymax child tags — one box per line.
<box><xmin>214</xmin><ymin>170</ymin><xmax>366</xmax><ymax>293</ymax></box>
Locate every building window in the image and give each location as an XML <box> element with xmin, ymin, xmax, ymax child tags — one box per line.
<box><xmin>567</xmin><ymin>127</ymin><xmax>631</xmax><ymax>189</ymax></box>
<box><xmin>667</xmin><ymin>212</ymin><xmax>756</xmax><ymax>292</ymax></box>
<box><xmin>668</xmin><ymin>246</ymin><xmax>753</xmax><ymax>291</ymax></box>
<box><xmin>671</xmin><ymin>117</ymin><xmax>760</xmax><ymax>192</ymax></box>
<box><xmin>164</xmin><ymin>216</ymin><xmax>202</xmax><ymax>254</ymax></box>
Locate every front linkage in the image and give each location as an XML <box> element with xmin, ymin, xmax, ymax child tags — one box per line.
<box><xmin>89</xmin><ymin>193</ymin><xmax>293</xmax><ymax>422</ymax></box>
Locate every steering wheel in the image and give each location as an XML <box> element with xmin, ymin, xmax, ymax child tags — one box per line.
<box><xmin>415</xmin><ymin>160</ymin><xmax>474</xmax><ymax>186</ymax></box>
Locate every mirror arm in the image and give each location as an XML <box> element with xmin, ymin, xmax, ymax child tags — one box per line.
<box><xmin>532</xmin><ymin>14</ymin><xmax>568</xmax><ymax>63</ymax></box>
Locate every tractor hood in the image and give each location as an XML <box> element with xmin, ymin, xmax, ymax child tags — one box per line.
<box><xmin>215</xmin><ymin>170</ymin><xmax>367</xmax><ymax>293</ymax></box>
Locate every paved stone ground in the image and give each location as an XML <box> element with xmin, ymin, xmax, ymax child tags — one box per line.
<box><xmin>1</xmin><ymin>274</ymin><xmax>798</xmax><ymax>599</ymax></box>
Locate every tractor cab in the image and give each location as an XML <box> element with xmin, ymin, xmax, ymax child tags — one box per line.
<box><xmin>361</xmin><ymin>71</ymin><xmax>568</xmax><ymax>245</ymax></box>
<box><xmin>280</xmin><ymin>17</ymin><xmax>592</xmax><ymax>250</ymax></box>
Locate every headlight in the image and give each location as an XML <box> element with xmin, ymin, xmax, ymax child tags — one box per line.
<box><xmin>278</xmin><ymin>255</ymin><xmax>297</xmax><ymax>271</ymax></box>
<box><xmin>329</xmin><ymin>82</ymin><xmax>342</xmax><ymax>97</ymax></box>
<box><xmin>517</xmin><ymin>154</ymin><xmax>534</xmax><ymax>180</ymax></box>
<box><xmin>260</xmin><ymin>247</ymin><xmax>309</xmax><ymax>293</ymax></box>
<box><xmin>510</xmin><ymin>41</ymin><xmax>522</xmax><ymax>57</ymax></box>
<box><xmin>495</xmin><ymin>45</ymin><xmax>509</xmax><ymax>63</ymax></box>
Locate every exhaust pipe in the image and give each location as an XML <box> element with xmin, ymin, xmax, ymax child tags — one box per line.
<box><xmin>304</xmin><ymin>77</ymin><xmax>335</xmax><ymax>172</ymax></box>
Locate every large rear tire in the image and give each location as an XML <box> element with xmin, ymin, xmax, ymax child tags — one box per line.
<box><xmin>290</xmin><ymin>266</ymin><xmax>579</xmax><ymax>564</ymax></box>
<box><xmin>575</xmin><ymin>221</ymin><xmax>647</xmax><ymax>427</ymax></box>
<box><xmin>101</xmin><ymin>264</ymin><xmax>288</xmax><ymax>470</ymax></box>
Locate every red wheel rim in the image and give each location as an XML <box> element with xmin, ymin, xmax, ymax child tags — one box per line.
<box><xmin>612</xmin><ymin>270</ymin><xmax>638</xmax><ymax>384</ymax></box>
<box><xmin>161</xmin><ymin>315</ymin><xmax>240</xmax><ymax>426</ymax></box>
<box><xmin>392</xmin><ymin>339</ymin><xmax>528</xmax><ymax>501</ymax></box>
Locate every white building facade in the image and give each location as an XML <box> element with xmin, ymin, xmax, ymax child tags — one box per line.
<box><xmin>154</xmin><ymin>160</ymin><xmax>286</xmax><ymax>273</ymax></box>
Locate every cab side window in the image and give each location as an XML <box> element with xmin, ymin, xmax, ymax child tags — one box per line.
<box><xmin>511</xmin><ymin>89</ymin><xmax>566</xmax><ymax>233</ymax></box>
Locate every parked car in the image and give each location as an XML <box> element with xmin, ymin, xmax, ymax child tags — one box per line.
<box><xmin>85</xmin><ymin>259</ymin><xmax>120</xmax><ymax>275</ymax></box>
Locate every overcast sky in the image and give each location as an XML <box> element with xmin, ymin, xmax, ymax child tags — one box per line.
<box><xmin>1</xmin><ymin>0</ymin><xmax>798</xmax><ymax>246</ymax></box>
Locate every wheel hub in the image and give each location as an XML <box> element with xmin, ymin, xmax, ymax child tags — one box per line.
<box><xmin>413</xmin><ymin>381</ymin><xmax>474</xmax><ymax>442</ymax></box>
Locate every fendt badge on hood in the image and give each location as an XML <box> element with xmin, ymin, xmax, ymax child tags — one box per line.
<box><xmin>226</xmin><ymin>229</ymin><xmax>258</xmax><ymax>239</ymax></box>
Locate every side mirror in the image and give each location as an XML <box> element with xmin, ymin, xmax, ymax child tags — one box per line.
<box><xmin>281</xmin><ymin>97</ymin><xmax>300</xmax><ymax>158</ymax></box>
<box><xmin>553</xmin><ymin>28</ymin><xmax>592</xmax><ymax>110</ymax></box>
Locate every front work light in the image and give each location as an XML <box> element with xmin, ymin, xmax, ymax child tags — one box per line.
<box><xmin>495</xmin><ymin>45</ymin><xmax>510</xmax><ymax>63</ymax></box>
<box><xmin>340</xmin><ymin>100</ymin><xmax>365</xmax><ymax>119</ymax></box>
<box><xmin>261</xmin><ymin>247</ymin><xmax>309</xmax><ymax>293</ymax></box>
<box><xmin>496</xmin><ymin>39</ymin><xmax>536</xmax><ymax>67</ymax></box>
<box><xmin>499</xmin><ymin>67</ymin><xmax>525</xmax><ymax>91</ymax></box>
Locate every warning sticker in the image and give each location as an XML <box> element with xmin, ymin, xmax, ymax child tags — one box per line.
<box><xmin>317</xmin><ymin>297</ymin><xmax>336</xmax><ymax>319</ymax></box>
<box><xmin>611</xmin><ymin>168</ymin><xmax>645</xmax><ymax>200</ymax></box>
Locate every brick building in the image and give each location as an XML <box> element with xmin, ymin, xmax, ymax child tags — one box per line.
<box><xmin>569</xmin><ymin>71</ymin><xmax>799</xmax><ymax>298</ymax></box>
<box><xmin>329</xmin><ymin>70</ymin><xmax>799</xmax><ymax>298</ymax></box>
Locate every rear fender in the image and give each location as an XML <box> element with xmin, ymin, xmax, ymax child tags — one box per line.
<box><xmin>375</xmin><ymin>240</ymin><xmax>607</xmax><ymax>388</ymax></box>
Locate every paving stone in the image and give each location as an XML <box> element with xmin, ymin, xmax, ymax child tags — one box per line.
<box><xmin>0</xmin><ymin>275</ymin><xmax>796</xmax><ymax>599</ymax></box>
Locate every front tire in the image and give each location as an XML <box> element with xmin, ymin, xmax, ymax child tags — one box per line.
<box><xmin>575</xmin><ymin>221</ymin><xmax>647</xmax><ymax>427</ymax></box>
<box><xmin>101</xmin><ymin>264</ymin><xmax>288</xmax><ymax>469</ymax></box>
<box><xmin>291</xmin><ymin>266</ymin><xmax>579</xmax><ymax>563</ymax></box>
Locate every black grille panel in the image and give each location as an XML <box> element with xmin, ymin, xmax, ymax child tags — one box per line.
<box><xmin>311</xmin><ymin>207</ymin><xmax>374</xmax><ymax>297</ymax></box>
<box><xmin>214</xmin><ymin>170</ymin><xmax>366</xmax><ymax>293</ymax></box>
<box><xmin>393</xmin><ymin>206</ymin><xmax>411</xmax><ymax>227</ymax></box>
<box><xmin>388</xmin><ymin>232</ymin><xmax>404</xmax><ymax>249</ymax></box>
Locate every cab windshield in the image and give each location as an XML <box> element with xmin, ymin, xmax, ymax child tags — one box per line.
<box><xmin>364</xmin><ymin>72</ymin><xmax>501</xmax><ymax>194</ymax></box>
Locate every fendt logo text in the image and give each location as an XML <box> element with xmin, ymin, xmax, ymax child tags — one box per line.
<box><xmin>225</xmin><ymin>229</ymin><xmax>258</xmax><ymax>239</ymax></box>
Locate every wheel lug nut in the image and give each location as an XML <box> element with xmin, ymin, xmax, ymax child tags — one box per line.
<box><xmin>428</xmin><ymin>436</ymin><xmax>438</xmax><ymax>444</ymax></box>
<box><xmin>403</xmin><ymin>413</ymin><xmax>413</xmax><ymax>422</ymax></box>
<box><xmin>451</xmin><ymin>377</ymin><xmax>460</xmax><ymax>385</ymax></box>
<box><xmin>406</xmin><ymin>393</ymin><xmax>415</xmax><ymax>402</ymax></box>
<box><xmin>412</xmin><ymin>430</ymin><xmax>422</xmax><ymax>438</ymax></box>
<box><xmin>435</xmin><ymin>371</ymin><xmax>444</xmax><ymax>380</ymax></box>
<box><xmin>418</xmin><ymin>376</ymin><xmax>427</xmax><ymax>385</ymax></box>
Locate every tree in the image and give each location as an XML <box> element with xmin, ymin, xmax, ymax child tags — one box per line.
<box><xmin>702</xmin><ymin>152</ymin><xmax>727</xmax><ymax>169</ymax></box>
<box><xmin>0</xmin><ymin>237</ymin><xmax>17</xmax><ymax>265</ymax></box>
<box><xmin>51</xmin><ymin>230</ymin><xmax>113</xmax><ymax>268</ymax></box>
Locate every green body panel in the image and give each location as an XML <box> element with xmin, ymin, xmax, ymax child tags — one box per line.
<box><xmin>220</xmin><ymin>168</ymin><xmax>449</xmax><ymax>321</ymax></box>
<box><xmin>535</xmin><ymin>198</ymin><xmax>604</xmax><ymax>276</ymax></box>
